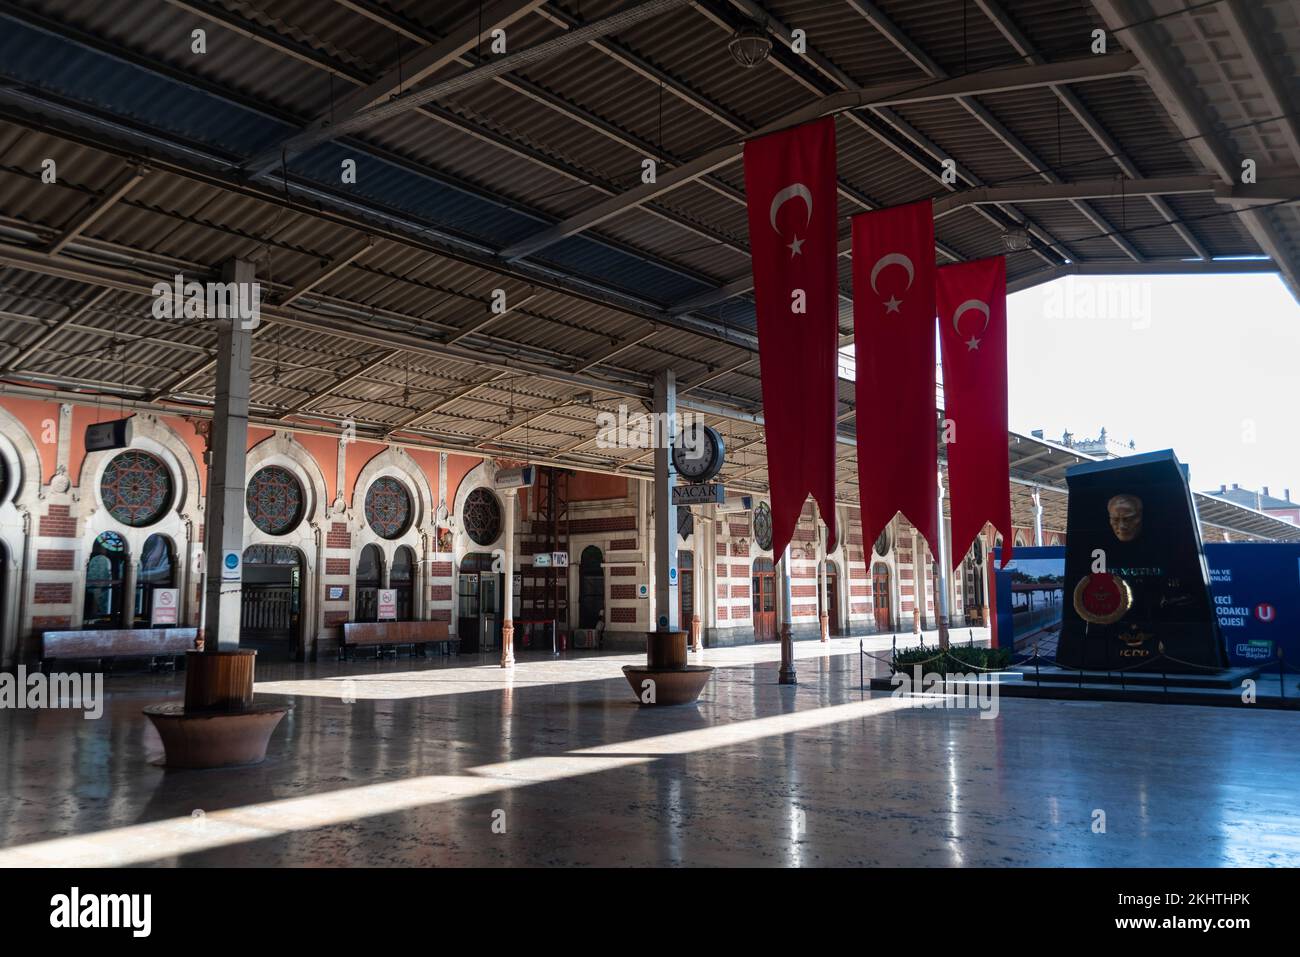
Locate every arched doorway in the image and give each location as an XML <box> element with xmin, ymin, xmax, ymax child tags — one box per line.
<box><xmin>241</xmin><ymin>545</ymin><xmax>304</xmax><ymax>660</ymax></box>
<box><xmin>355</xmin><ymin>544</ymin><xmax>385</xmax><ymax>622</ymax></box>
<box><xmin>679</xmin><ymin>550</ymin><xmax>694</xmax><ymax>628</ymax></box>
<box><xmin>457</xmin><ymin>552</ymin><xmax>499</xmax><ymax>654</ymax></box>
<box><xmin>872</xmin><ymin>562</ymin><xmax>893</xmax><ymax>633</ymax></box>
<box><xmin>961</xmin><ymin>541</ymin><xmax>986</xmax><ymax>625</ymax></box>
<box><xmin>134</xmin><ymin>533</ymin><xmax>175</xmax><ymax>627</ymax></box>
<box><xmin>84</xmin><ymin>532</ymin><xmax>128</xmax><ymax>629</ymax></box>
<box><xmin>578</xmin><ymin>545</ymin><xmax>604</xmax><ymax>629</ymax></box>
<box><xmin>392</xmin><ymin>546</ymin><xmax>415</xmax><ymax>620</ymax></box>
<box><xmin>752</xmin><ymin>557</ymin><xmax>776</xmax><ymax>641</ymax></box>
<box><xmin>822</xmin><ymin>560</ymin><xmax>839</xmax><ymax>636</ymax></box>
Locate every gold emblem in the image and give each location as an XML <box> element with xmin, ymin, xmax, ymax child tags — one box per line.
<box><xmin>1073</xmin><ymin>572</ymin><xmax>1132</xmax><ymax>625</ymax></box>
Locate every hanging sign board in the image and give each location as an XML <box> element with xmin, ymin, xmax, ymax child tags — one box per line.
<box><xmin>494</xmin><ymin>466</ymin><xmax>535</xmax><ymax>489</ymax></box>
<box><xmin>552</xmin><ymin>551</ymin><xmax>570</xmax><ymax>568</ymax></box>
<box><xmin>378</xmin><ymin>589</ymin><xmax>398</xmax><ymax>621</ymax></box>
<box><xmin>673</xmin><ymin>483</ymin><xmax>725</xmax><ymax>506</ymax></box>
<box><xmin>85</xmin><ymin>417</ymin><xmax>134</xmax><ymax>453</ymax></box>
<box><xmin>533</xmin><ymin>553</ymin><xmax>552</xmax><ymax>568</ymax></box>
<box><xmin>150</xmin><ymin>587</ymin><xmax>179</xmax><ymax>626</ymax></box>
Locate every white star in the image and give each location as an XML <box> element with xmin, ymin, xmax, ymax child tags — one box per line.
<box><xmin>884</xmin><ymin>295</ymin><xmax>901</xmax><ymax>313</ymax></box>
<box><xmin>787</xmin><ymin>235</ymin><xmax>805</xmax><ymax>257</ymax></box>
<box><xmin>965</xmin><ymin>335</ymin><xmax>982</xmax><ymax>351</ymax></box>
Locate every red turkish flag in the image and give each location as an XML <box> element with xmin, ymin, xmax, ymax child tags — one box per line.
<box><xmin>852</xmin><ymin>200</ymin><xmax>939</xmax><ymax>558</ymax></box>
<box><xmin>936</xmin><ymin>256</ymin><xmax>1012</xmax><ymax>568</ymax></box>
<box><xmin>743</xmin><ymin>117</ymin><xmax>839</xmax><ymax>557</ymax></box>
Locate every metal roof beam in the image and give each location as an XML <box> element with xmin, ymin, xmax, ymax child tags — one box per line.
<box><xmin>0</xmin><ymin>287</ymin><xmax>112</xmax><ymax>373</ymax></box>
<box><xmin>1218</xmin><ymin>0</ymin><xmax>1300</xmax><ymax>170</ymax></box>
<box><xmin>243</xmin><ymin>0</ymin><xmax>688</xmax><ymax>176</ymax></box>
<box><xmin>44</xmin><ymin>166</ymin><xmax>147</xmax><ymax>256</ymax></box>
<box><xmin>241</xmin><ymin>0</ymin><xmax>548</xmax><ymax>176</ymax></box>
<box><xmin>844</xmin><ymin>0</ymin><xmax>1142</xmax><ymax>261</ymax></box>
<box><xmin>277</xmin><ymin>348</ymin><xmax>400</xmax><ymax>420</ymax></box>
<box><xmin>499</xmin><ymin>51</ymin><xmax>1140</xmax><ymax>261</ymax></box>
<box><xmin>975</xmin><ymin>0</ymin><xmax>1212</xmax><ymax>260</ymax></box>
<box><xmin>278</xmin><ymin>237</ymin><xmax>374</xmax><ymax>307</ymax></box>
<box><xmin>1091</xmin><ymin>0</ymin><xmax>1300</xmax><ymax>303</ymax></box>
<box><xmin>1007</xmin><ymin>257</ymin><xmax>1279</xmax><ymax>293</ymax></box>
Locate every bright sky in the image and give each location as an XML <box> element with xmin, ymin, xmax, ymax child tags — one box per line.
<box><xmin>1006</xmin><ymin>271</ymin><xmax>1299</xmax><ymax>497</ymax></box>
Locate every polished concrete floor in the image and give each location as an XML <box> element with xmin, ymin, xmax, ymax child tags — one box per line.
<box><xmin>1</xmin><ymin>631</ymin><xmax>1298</xmax><ymax>867</ymax></box>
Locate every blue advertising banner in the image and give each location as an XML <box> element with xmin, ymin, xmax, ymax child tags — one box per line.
<box><xmin>1204</xmin><ymin>543</ymin><xmax>1300</xmax><ymax>666</ymax></box>
<box><xmin>992</xmin><ymin>542</ymin><xmax>1300</xmax><ymax>666</ymax></box>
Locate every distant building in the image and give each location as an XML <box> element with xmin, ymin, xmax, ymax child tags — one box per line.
<box><xmin>1030</xmin><ymin>426</ymin><xmax>1136</xmax><ymax>460</ymax></box>
<box><xmin>1204</xmin><ymin>484</ymin><xmax>1300</xmax><ymax>526</ymax></box>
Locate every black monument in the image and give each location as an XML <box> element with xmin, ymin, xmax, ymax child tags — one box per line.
<box><xmin>1055</xmin><ymin>449</ymin><xmax>1226</xmax><ymax>673</ymax></box>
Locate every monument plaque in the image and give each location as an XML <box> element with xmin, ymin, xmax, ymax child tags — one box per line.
<box><xmin>1056</xmin><ymin>450</ymin><xmax>1226</xmax><ymax>673</ymax></box>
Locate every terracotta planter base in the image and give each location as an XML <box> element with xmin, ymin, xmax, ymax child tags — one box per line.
<box><xmin>622</xmin><ymin>664</ymin><xmax>713</xmax><ymax>705</ymax></box>
<box><xmin>144</xmin><ymin>702</ymin><xmax>290</xmax><ymax>769</ymax></box>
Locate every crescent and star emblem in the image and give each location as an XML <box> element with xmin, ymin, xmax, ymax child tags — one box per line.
<box><xmin>869</xmin><ymin>253</ymin><xmax>914</xmax><ymax>314</ymax></box>
<box><xmin>951</xmin><ymin>298</ymin><xmax>991</xmax><ymax>351</ymax></box>
<box><xmin>769</xmin><ymin>183</ymin><xmax>813</xmax><ymax>258</ymax></box>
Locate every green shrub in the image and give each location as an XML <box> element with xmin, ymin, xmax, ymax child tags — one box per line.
<box><xmin>891</xmin><ymin>643</ymin><xmax>1011</xmax><ymax>676</ymax></box>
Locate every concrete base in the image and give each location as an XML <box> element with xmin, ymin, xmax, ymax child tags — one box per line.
<box><xmin>143</xmin><ymin>702</ymin><xmax>290</xmax><ymax>769</ymax></box>
<box><xmin>621</xmin><ymin>665</ymin><xmax>713</xmax><ymax>705</ymax></box>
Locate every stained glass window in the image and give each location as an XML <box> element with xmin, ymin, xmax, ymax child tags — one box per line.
<box><xmin>874</xmin><ymin>527</ymin><xmax>892</xmax><ymax>556</ymax></box>
<box><xmin>753</xmin><ymin>502</ymin><xmax>773</xmax><ymax>552</ymax></box>
<box><xmin>365</xmin><ymin>477</ymin><xmax>412</xmax><ymax>539</ymax></box>
<box><xmin>101</xmin><ymin>451</ymin><xmax>172</xmax><ymax>527</ymax></box>
<box><xmin>246</xmin><ymin>466</ymin><xmax>304</xmax><ymax>535</ymax></box>
<box><xmin>462</xmin><ymin>488</ymin><xmax>502</xmax><ymax>546</ymax></box>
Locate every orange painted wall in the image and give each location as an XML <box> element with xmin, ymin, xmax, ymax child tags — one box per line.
<box><xmin>247</xmin><ymin>426</ymin><xmax>275</xmax><ymax>449</ymax></box>
<box><xmin>405</xmin><ymin>447</ymin><xmax>441</xmax><ymax>504</ymax></box>
<box><xmin>158</xmin><ymin>415</ymin><xmax>211</xmax><ymax>495</ymax></box>
<box><xmin>293</xmin><ymin>432</ymin><xmax>341</xmax><ymax>503</ymax></box>
<box><xmin>446</xmin><ymin>454</ymin><xmax>480</xmax><ymax>506</ymax></box>
<box><xmin>0</xmin><ymin>396</ymin><xmax>59</xmax><ymax>481</ymax></box>
<box><xmin>569</xmin><ymin>472</ymin><xmax>628</xmax><ymax>501</ymax></box>
<box><xmin>344</xmin><ymin>441</ymin><xmax>388</xmax><ymax>505</ymax></box>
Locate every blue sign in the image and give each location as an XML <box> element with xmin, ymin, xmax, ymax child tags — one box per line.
<box><xmin>1204</xmin><ymin>543</ymin><xmax>1300</xmax><ymax>666</ymax></box>
<box><xmin>224</xmin><ymin>553</ymin><xmax>239</xmax><ymax>570</ymax></box>
<box><xmin>992</xmin><ymin>543</ymin><xmax>1300</xmax><ymax>667</ymax></box>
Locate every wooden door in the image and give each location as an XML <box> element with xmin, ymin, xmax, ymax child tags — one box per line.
<box><xmin>872</xmin><ymin>563</ymin><xmax>892</xmax><ymax>632</ymax></box>
<box><xmin>824</xmin><ymin>562</ymin><xmax>840</xmax><ymax>635</ymax></box>
<box><xmin>752</xmin><ymin>558</ymin><xmax>776</xmax><ymax>640</ymax></box>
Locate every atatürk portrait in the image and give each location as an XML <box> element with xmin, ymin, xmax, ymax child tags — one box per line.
<box><xmin>1107</xmin><ymin>493</ymin><xmax>1143</xmax><ymax>542</ymax></box>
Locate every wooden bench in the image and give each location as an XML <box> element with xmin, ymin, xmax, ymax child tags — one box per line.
<box><xmin>40</xmin><ymin>628</ymin><xmax>197</xmax><ymax>674</ymax></box>
<box><xmin>339</xmin><ymin>620</ymin><xmax>455</xmax><ymax>660</ymax></box>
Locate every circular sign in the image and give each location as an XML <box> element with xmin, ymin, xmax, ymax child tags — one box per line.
<box><xmin>1255</xmin><ymin>602</ymin><xmax>1276</xmax><ymax>623</ymax></box>
<box><xmin>224</xmin><ymin>553</ymin><xmax>239</xmax><ymax>570</ymax></box>
<box><xmin>1072</xmin><ymin>573</ymin><xmax>1132</xmax><ymax>625</ymax></box>
<box><xmin>658</xmin><ymin>615</ymin><xmax>668</xmax><ymax>628</ymax></box>
<box><xmin>159</xmin><ymin>591</ymin><xmax>175</xmax><ymax>606</ymax></box>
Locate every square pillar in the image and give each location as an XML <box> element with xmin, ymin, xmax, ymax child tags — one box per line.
<box><xmin>652</xmin><ymin>370</ymin><xmax>679</xmax><ymax>633</ymax></box>
<box><xmin>201</xmin><ymin>259</ymin><xmax>254</xmax><ymax>652</ymax></box>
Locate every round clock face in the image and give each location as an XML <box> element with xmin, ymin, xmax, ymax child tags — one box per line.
<box><xmin>671</xmin><ymin>423</ymin><xmax>724</xmax><ymax>483</ymax></box>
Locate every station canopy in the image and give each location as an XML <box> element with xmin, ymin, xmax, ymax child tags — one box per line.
<box><xmin>0</xmin><ymin>0</ymin><xmax>1296</xmax><ymax>539</ymax></box>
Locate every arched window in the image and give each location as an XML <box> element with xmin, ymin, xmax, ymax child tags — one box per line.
<box><xmin>101</xmin><ymin>450</ymin><xmax>172</xmax><ymax>527</ymax></box>
<box><xmin>246</xmin><ymin>466</ymin><xmax>304</xmax><ymax>535</ymax></box>
<box><xmin>366</xmin><ymin>477</ymin><xmax>413</xmax><ymax>539</ymax></box>
<box><xmin>579</xmin><ymin>545</ymin><xmax>604</xmax><ymax>629</ymax></box>
<box><xmin>753</xmin><ymin>503</ymin><xmax>773</xmax><ymax>552</ymax></box>
<box><xmin>391</xmin><ymin>545</ymin><xmax>415</xmax><ymax>621</ymax></box>
<box><xmin>355</xmin><ymin>544</ymin><xmax>385</xmax><ymax>622</ymax></box>
<box><xmin>84</xmin><ymin>532</ymin><xmax>128</xmax><ymax>629</ymax></box>
<box><xmin>462</xmin><ymin>488</ymin><xmax>502</xmax><ymax>546</ymax></box>
<box><xmin>134</xmin><ymin>534</ymin><xmax>175</xmax><ymax>627</ymax></box>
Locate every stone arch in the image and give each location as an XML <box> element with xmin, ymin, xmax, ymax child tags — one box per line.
<box><xmin>349</xmin><ymin>447</ymin><xmax>433</xmax><ymax>607</ymax></box>
<box><xmin>245</xmin><ymin>433</ymin><xmax>330</xmax><ymax>657</ymax></box>
<box><xmin>451</xmin><ymin>461</ymin><xmax>505</xmax><ymax>554</ymax></box>
<box><xmin>0</xmin><ymin>406</ymin><xmax>41</xmax><ymax>665</ymax></box>
<box><xmin>78</xmin><ymin>415</ymin><xmax>202</xmax><ymax>630</ymax></box>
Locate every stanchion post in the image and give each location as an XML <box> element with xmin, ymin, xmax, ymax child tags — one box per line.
<box><xmin>859</xmin><ymin>638</ymin><xmax>864</xmax><ymax>693</ymax></box>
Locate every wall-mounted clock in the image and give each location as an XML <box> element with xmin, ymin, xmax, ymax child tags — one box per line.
<box><xmin>671</xmin><ymin>423</ymin><xmax>725</xmax><ymax>483</ymax></box>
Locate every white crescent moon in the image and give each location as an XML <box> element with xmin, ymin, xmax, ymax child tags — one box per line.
<box><xmin>769</xmin><ymin>183</ymin><xmax>813</xmax><ymax>233</ymax></box>
<box><xmin>952</xmin><ymin>299</ymin><xmax>990</xmax><ymax>336</ymax></box>
<box><xmin>870</xmin><ymin>253</ymin><xmax>915</xmax><ymax>294</ymax></box>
